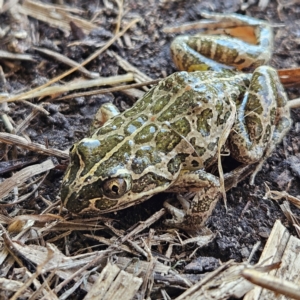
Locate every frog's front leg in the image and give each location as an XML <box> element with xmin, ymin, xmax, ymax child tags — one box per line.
<box><xmin>171</xmin><ymin>13</ymin><xmax>272</xmax><ymax>72</ymax></box>
<box><xmin>90</xmin><ymin>103</ymin><xmax>120</xmax><ymax>134</ymax></box>
<box><xmin>164</xmin><ymin>169</ymin><xmax>221</xmax><ymax>231</ymax></box>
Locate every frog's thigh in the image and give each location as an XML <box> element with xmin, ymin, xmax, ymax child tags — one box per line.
<box><xmin>164</xmin><ymin>169</ymin><xmax>221</xmax><ymax>230</ymax></box>
<box><xmin>230</xmin><ymin>65</ymin><xmax>291</xmax><ymax>164</ymax></box>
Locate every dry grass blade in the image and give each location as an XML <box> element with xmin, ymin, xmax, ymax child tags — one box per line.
<box><xmin>0</xmin><ymin>17</ymin><xmax>139</xmax><ymax>104</ymax></box>
<box><xmin>7</xmin><ymin>213</ymin><xmax>64</xmax><ymax>233</ymax></box>
<box><xmin>0</xmin><ymin>157</ymin><xmax>39</xmax><ymax>175</ymax></box>
<box><xmin>218</xmin><ymin>93</ymin><xmax>236</xmax><ymax>208</ymax></box>
<box><xmin>181</xmin><ymin>233</ymin><xmax>215</xmax><ymax>246</ymax></box>
<box><xmin>0</xmin><ymin>159</ymin><xmax>54</xmax><ymax>200</ymax></box>
<box><xmin>224</xmin><ymin>164</ymin><xmax>257</xmax><ymax>192</ymax></box>
<box><xmin>0</xmin><ymin>50</ymin><xmax>34</xmax><ymax>61</ymax></box>
<box><xmin>19</xmin><ymin>100</ymin><xmax>49</xmax><ymax>115</ymax></box>
<box><xmin>0</xmin><ymin>278</ymin><xmax>31</xmax><ymax>298</ymax></box>
<box><xmin>175</xmin><ymin>260</ymin><xmax>253</xmax><ymax>300</ymax></box>
<box><xmin>46</xmin><ymin>220</ymin><xmax>105</xmax><ymax>232</ymax></box>
<box><xmin>0</xmin><ymin>74</ymin><xmax>134</xmax><ymax>103</ymax></box>
<box><xmin>108</xmin><ymin>50</ymin><xmax>153</xmax><ymax>83</ymax></box>
<box><xmin>83</xmin><ymin>235</ymin><xmax>134</xmax><ymax>255</ymax></box>
<box><xmin>0</xmin><ymin>66</ymin><xmax>14</xmax><ymax>133</ymax></box>
<box><xmin>19</xmin><ymin>0</ymin><xmax>97</xmax><ymax>35</ymax></box>
<box><xmin>114</xmin><ymin>0</ymin><xmax>123</xmax><ymax>35</ymax></box>
<box><xmin>56</xmin><ymin>78</ymin><xmax>161</xmax><ymax>101</ymax></box>
<box><xmin>10</xmin><ymin>245</ymin><xmax>55</xmax><ymax>300</ymax></box>
<box><xmin>137</xmin><ymin>257</ymin><xmax>155</xmax><ymax>300</ymax></box>
<box><xmin>264</xmin><ymin>186</ymin><xmax>300</xmax><ymax>209</ymax></box>
<box><xmin>34</xmin><ymin>47</ymin><xmax>99</xmax><ymax>79</ymax></box>
<box><xmin>120</xmin><ymin>208</ymin><xmax>166</xmax><ymax>243</ymax></box>
<box><xmin>0</xmin><ymin>133</ymin><xmax>69</xmax><ymax>158</ymax></box>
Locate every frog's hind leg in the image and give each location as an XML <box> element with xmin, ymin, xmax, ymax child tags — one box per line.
<box><xmin>229</xmin><ymin>66</ymin><xmax>291</xmax><ymax>182</ymax></box>
<box><xmin>170</xmin><ymin>13</ymin><xmax>272</xmax><ymax>72</ymax></box>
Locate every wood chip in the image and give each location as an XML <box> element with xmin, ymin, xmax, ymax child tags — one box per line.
<box><xmin>244</xmin><ymin>220</ymin><xmax>300</xmax><ymax>300</ymax></box>
<box><xmin>174</xmin><ymin>221</ymin><xmax>300</xmax><ymax>300</ymax></box>
<box><xmin>0</xmin><ymin>159</ymin><xmax>55</xmax><ymax>200</ymax></box>
<box><xmin>84</xmin><ymin>262</ymin><xmax>143</xmax><ymax>300</ymax></box>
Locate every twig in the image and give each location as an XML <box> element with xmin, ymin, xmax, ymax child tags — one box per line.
<box><xmin>56</xmin><ymin>79</ymin><xmax>161</xmax><ymax>101</ymax></box>
<box><xmin>242</xmin><ymin>269</ymin><xmax>300</xmax><ymax>300</ymax></box>
<box><xmin>0</xmin><ymin>66</ymin><xmax>14</xmax><ymax>133</ymax></box>
<box><xmin>120</xmin><ymin>209</ymin><xmax>166</xmax><ymax>243</ymax></box>
<box><xmin>114</xmin><ymin>0</ymin><xmax>123</xmax><ymax>34</ymax></box>
<box><xmin>108</xmin><ymin>50</ymin><xmax>153</xmax><ymax>83</ymax></box>
<box><xmin>0</xmin><ymin>17</ymin><xmax>140</xmax><ymax>104</ymax></box>
<box><xmin>2</xmin><ymin>74</ymin><xmax>134</xmax><ymax>103</ymax></box>
<box><xmin>0</xmin><ymin>133</ymin><xmax>69</xmax><ymax>159</ymax></box>
<box><xmin>0</xmin><ymin>49</ymin><xmax>34</xmax><ymax>61</ymax></box>
<box><xmin>33</xmin><ymin>47</ymin><xmax>99</xmax><ymax>79</ymax></box>
<box><xmin>20</xmin><ymin>100</ymin><xmax>49</xmax><ymax>115</ymax></box>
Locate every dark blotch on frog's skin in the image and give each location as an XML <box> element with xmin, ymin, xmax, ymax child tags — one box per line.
<box><xmin>197</xmin><ymin>108</ymin><xmax>213</xmax><ymax>137</ymax></box>
<box><xmin>94</xmin><ymin>116</ymin><xmax>124</xmax><ymax>136</ymax></box>
<box><xmin>61</xmin><ymin>185</ymin><xmax>93</xmax><ymax>214</ymax></box>
<box><xmin>134</xmin><ymin>124</ymin><xmax>158</xmax><ymax>144</ymax></box>
<box><xmin>171</xmin><ymin>117</ymin><xmax>191</xmax><ymax>137</ymax></box>
<box><xmin>167</xmin><ymin>153</ymin><xmax>189</xmax><ymax>174</ymax></box>
<box><xmin>157</xmin><ymin>89</ymin><xmax>195</xmax><ymax>122</ymax></box>
<box><xmin>124</xmin><ymin>115</ymin><xmax>148</xmax><ymax>135</ymax></box>
<box><xmin>124</xmin><ymin>88</ymin><xmax>155</xmax><ymax>118</ymax></box>
<box><xmin>131</xmin><ymin>147</ymin><xmax>162</xmax><ymax>174</ymax></box>
<box><xmin>94</xmin><ymin>198</ymin><xmax>119</xmax><ymax>210</ymax></box>
<box><xmin>155</xmin><ymin>129</ymin><xmax>181</xmax><ymax>153</ymax></box>
<box><xmin>131</xmin><ymin>172</ymin><xmax>171</xmax><ymax>193</ymax></box>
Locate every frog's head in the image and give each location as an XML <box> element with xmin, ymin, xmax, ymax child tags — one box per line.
<box><xmin>61</xmin><ymin>137</ymin><xmax>173</xmax><ymax>215</ymax></box>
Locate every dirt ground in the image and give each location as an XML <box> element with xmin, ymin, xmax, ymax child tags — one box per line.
<box><xmin>1</xmin><ymin>0</ymin><xmax>300</xmax><ymax>298</ymax></box>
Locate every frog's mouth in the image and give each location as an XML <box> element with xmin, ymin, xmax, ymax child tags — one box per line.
<box><xmin>63</xmin><ymin>189</ymin><xmax>152</xmax><ymax>215</ymax></box>
<box><xmin>62</xmin><ymin>163</ymin><xmax>176</xmax><ymax>214</ymax></box>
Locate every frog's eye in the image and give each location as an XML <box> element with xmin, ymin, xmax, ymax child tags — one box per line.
<box><xmin>102</xmin><ymin>178</ymin><xmax>128</xmax><ymax>199</ymax></box>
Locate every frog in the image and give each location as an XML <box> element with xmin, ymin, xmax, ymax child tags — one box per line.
<box><xmin>60</xmin><ymin>12</ymin><xmax>291</xmax><ymax>231</ymax></box>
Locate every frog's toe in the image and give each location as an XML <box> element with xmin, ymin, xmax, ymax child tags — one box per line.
<box><xmin>163</xmin><ymin>198</ymin><xmax>187</xmax><ymax>227</ymax></box>
<box><xmin>163</xmin><ymin>196</ymin><xmax>208</xmax><ymax>232</ymax></box>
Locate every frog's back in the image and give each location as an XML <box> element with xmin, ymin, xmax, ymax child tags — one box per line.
<box><xmin>92</xmin><ymin>71</ymin><xmax>250</xmax><ymax>177</ymax></box>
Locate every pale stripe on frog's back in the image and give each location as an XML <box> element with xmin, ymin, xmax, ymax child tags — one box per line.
<box><xmin>81</xmin><ymin>71</ymin><xmax>250</xmax><ymax>183</ymax></box>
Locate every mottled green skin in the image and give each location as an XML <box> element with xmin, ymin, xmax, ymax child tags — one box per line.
<box><xmin>61</xmin><ymin>68</ymin><xmax>290</xmax><ymax>217</ymax></box>
<box><xmin>61</xmin><ymin>13</ymin><xmax>291</xmax><ymax>230</ymax></box>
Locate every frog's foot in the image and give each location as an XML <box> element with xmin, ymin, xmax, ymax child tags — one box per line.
<box><xmin>170</xmin><ymin>13</ymin><xmax>272</xmax><ymax>72</ymax></box>
<box><xmin>163</xmin><ymin>189</ymin><xmax>219</xmax><ymax>232</ymax></box>
<box><xmin>164</xmin><ymin>169</ymin><xmax>221</xmax><ymax>231</ymax></box>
